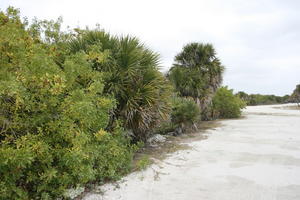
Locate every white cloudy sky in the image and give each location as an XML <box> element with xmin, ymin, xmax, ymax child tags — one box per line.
<box><xmin>1</xmin><ymin>0</ymin><xmax>299</xmax><ymax>95</ymax></box>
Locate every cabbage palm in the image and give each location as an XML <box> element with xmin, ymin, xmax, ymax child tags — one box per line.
<box><xmin>68</xmin><ymin>30</ymin><xmax>171</xmax><ymax>140</ymax></box>
<box><xmin>168</xmin><ymin>43</ymin><xmax>224</xmax><ymax>119</ymax></box>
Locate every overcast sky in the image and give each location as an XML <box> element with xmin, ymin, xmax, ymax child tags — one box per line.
<box><xmin>1</xmin><ymin>0</ymin><xmax>299</xmax><ymax>95</ymax></box>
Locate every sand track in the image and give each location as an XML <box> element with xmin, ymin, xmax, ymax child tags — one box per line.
<box><xmin>83</xmin><ymin>104</ymin><xmax>300</xmax><ymax>200</ymax></box>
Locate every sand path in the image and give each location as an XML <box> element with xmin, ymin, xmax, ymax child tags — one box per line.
<box><xmin>83</xmin><ymin>104</ymin><xmax>300</xmax><ymax>200</ymax></box>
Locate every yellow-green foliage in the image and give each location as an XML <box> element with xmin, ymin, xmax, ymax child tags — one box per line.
<box><xmin>0</xmin><ymin>7</ymin><xmax>133</xmax><ymax>199</ymax></box>
<box><xmin>136</xmin><ymin>155</ymin><xmax>151</xmax><ymax>170</ymax></box>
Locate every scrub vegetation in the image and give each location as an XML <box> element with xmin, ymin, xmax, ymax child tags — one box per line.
<box><xmin>0</xmin><ymin>7</ymin><xmax>246</xmax><ymax>199</ymax></box>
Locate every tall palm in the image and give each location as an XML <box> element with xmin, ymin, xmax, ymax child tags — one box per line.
<box><xmin>168</xmin><ymin>43</ymin><xmax>224</xmax><ymax>119</ymax></box>
<box><xmin>68</xmin><ymin>30</ymin><xmax>171</xmax><ymax>140</ymax></box>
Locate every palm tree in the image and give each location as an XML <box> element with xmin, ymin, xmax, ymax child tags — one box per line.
<box><xmin>168</xmin><ymin>43</ymin><xmax>224</xmax><ymax>119</ymax></box>
<box><xmin>68</xmin><ymin>30</ymin><xmax>171</xmax><ymax>140</ymax></box>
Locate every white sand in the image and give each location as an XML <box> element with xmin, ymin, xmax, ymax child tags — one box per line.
<box><xmin>83</xmin><ymin>104</ymin><xmax>300</xmax><ymax>200</ymax></box>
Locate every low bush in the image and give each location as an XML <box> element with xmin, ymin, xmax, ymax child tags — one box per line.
<box><xmin>151</xmin><ymin>97</ymin><xmax>200</xmax><ymax>135</ymax></box>
<box><xmin>212</xmin><ymin>86</ymin><xmax>246</xmax><ymax>118</ymax></box>
<box><xmin>171</xmin><ymin>97</ymin><xmax>201</xmax><ymax>126</ymax></box>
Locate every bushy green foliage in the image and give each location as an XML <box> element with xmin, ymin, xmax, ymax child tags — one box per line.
<box><xmin>171</xmin><ymin>97</ymin><xmax>201</xmax><ymax>125</ymax></box>
<box><xmin>68</xmin><ymin>30</ymin><xmax>172</xmax><ymax>141</ymax></box>
<box><xmin>153</xmin><ymin>97</ymin><xmax>200</xmax><ymax>135</ymax></box>
<box><xmin>0</xmin><ymin>7</ymin><xmax>133</xmax><ymax>199</ymax></box>
<box><xmin>212</xmin><ymin>87</ymin><xmax>246</xmax><ymax>118</ymax></box>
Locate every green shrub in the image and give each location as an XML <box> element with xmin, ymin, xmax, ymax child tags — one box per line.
<box><xmin>0</xmin><ymin>8</ymin><xmax>133</xmax><ymax>199</ymax></box>
<box><xmin>90</xmin><ymin>127</ymin><xmax>134</xmax><ymax>181</ymax></box>
<box><xmin>171</xmin><ymin>97</ymin><xmax>201</xmax><ymax>126</ymax></box>
<box><xmin>212</xmin><ymin>86</ymin><xmax>246</xmax><ymax>118</ymax></box>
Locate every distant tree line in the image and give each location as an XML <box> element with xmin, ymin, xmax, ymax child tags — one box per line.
<box><xmin>235</xmin><ymin>91</ymin><xmax>291</xmax><ymax>106</ymax></box>
<box><xmin>236</xmin><ymin>86</ymin><xmax>300</xmax><ymax>106</ymax></box>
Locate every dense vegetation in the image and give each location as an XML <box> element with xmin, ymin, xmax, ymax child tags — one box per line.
<box><xmin>0</xmin><ymin>7</ymin><xmax>245</xmax><ymax>199</ymax></box>
<box><xmin>0</xmin><ymin>8</ymin><xmax>135</xmax><ymax>199</ymax></box>
<box><xmin>68</xmin><ymin>31</ymin><xmax>171</xmax><ymax>141</ymax></box>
